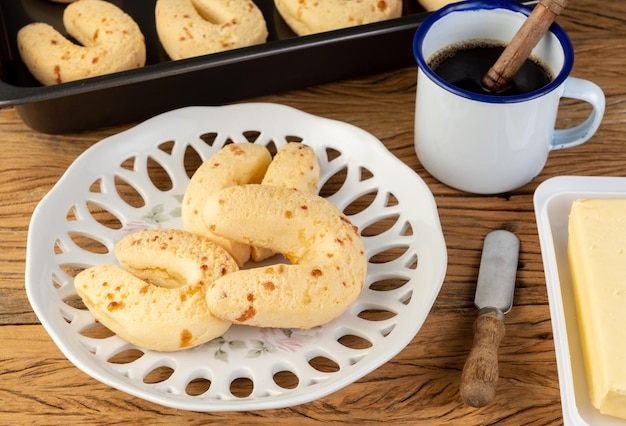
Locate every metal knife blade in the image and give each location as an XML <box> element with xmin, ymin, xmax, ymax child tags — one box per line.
<box><xmin>474</xmin><ymin>229</ymin><xmax>519</xmax><ymax>314</ymax></box>
<box><xmin>460</xmin><ymin>229</ymin><xmax>520</xmax><ymax>408</ymax></box>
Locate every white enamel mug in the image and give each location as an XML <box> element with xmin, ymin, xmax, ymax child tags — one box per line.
<box><xmin>413</xmin><ymin>0</ymin><xmax>605</xmax><ymax>194</ymax></box>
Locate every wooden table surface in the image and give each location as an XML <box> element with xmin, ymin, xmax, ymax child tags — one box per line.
<box><xmin>1</xmin><ymin>1</ymin><xmax>625</xmax><ymax>424</ymax></box>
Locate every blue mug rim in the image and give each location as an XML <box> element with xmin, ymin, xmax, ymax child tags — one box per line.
<box><xmin>413</xmin><ymin>0</ymin><xmax>574</xmax><ymax>103</ymax></box>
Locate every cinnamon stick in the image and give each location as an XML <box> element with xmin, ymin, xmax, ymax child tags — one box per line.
<box><xmin>481</xmin><ymin>0</ymin><xmax>568</xmax><ymax>93</ymax></box>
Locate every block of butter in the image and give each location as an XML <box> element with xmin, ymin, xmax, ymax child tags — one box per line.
<box><xmin>568</xmin><ymin>198</ymin><xmax>626</xmax><ymax>419</ymax></box>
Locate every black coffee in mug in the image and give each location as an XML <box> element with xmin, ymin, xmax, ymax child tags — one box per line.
<box><xmin>428</xmin><ymin>40</ymin><xmax>554</xmax><ymax>96</ymax></box>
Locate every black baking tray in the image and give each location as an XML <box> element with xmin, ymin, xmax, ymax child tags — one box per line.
<box><xmin>0</xmin><ymin>0</ymin><xmax>429</xmax><ymax>133</ymax></box>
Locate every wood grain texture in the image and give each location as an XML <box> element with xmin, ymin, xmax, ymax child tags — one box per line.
<box><xmin>460</xmin><ymin>312</ymin><xmax>506</xmax><ymax>408</ymax></box>
<box><xmin>1</xmin><ymin>304</ymin><xmax>559</xmax><ymax>425</ymax></box>
<box><xmin>1</xmin><ymin>0</ymin><xmax>624</xmax><ymax>423</ymax></box>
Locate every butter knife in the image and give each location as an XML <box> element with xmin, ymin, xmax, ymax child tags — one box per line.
<box><xmin>460</xmin><ymin>229</ymin><xmax>520</xmax><ymax>408</ymax></box>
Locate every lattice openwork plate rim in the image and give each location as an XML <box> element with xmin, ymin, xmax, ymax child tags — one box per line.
<box><xmin>25</xmin><ymin>103</ymin><xmax>447</xmax><ymax>411</ymax></box>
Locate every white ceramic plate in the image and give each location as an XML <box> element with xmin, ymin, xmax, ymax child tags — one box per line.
<box><xmin>534</xmin><ymin>176</ymin><xmax>626</xmax><ymax>426</ymax></box>
<box><xmin>25</xmin><ymin>103</ymin><xmax>447</xmax><ymax>411</ymax></box>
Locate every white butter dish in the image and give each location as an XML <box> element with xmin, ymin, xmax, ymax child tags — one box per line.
<box><xmin>534</xmin><ymin>176</ymin><xmax>626</xmax><ymax>426</ymax></box>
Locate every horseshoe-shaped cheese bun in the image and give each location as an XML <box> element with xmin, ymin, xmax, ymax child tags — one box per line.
<box><xmin>182</xmin><ymin>143</ymin><xmax>272</xmax><ymax>266</ymax></box>
<box><xmin>17</xmin><ymin>0</ymin><xmax>145</xmax><ymax>85</ymax></box>
<box><xmin>203</xmin><ymin>185</ymin><xmax>367</xmax><ymax>329</ymax></box>
<box><xmin>251</xmin><ymin>142</ymin><xmax>320</xmax><ymax>262</ymax></box>
<box><xmin>274</xmin><ymin>0</ymin><xmax>402</xmax><ymax>36</ymax></box>
<box><xmin>261</xmin><ymin>142</ymin><xmax>320</xmax><ymax>193</ymax></box>
<box><xmin>417</xmin><ymin>0</ymin><xmax>455</xmax><ymax>12</ymax></box>
<box><xmin>74</xmin><ymin>229</ymin><xmax>238</xmax><ymax>352</ymax></box>
<box><xmin>155</xmin><ymin>0</ymin><xmax>268</xmax><ymax>60</ymax></box>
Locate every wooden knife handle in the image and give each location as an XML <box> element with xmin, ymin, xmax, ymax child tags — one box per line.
<box><xmin>460</xmin><ymin>308</ymin><xmax>506</xmax><ymax>407</ymax></box>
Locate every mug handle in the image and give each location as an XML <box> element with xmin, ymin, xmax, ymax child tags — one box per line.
<box><xmin>550</xmin><ymin>77</ymin><xmax>606</xmax><ymax>150</ymax></box>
